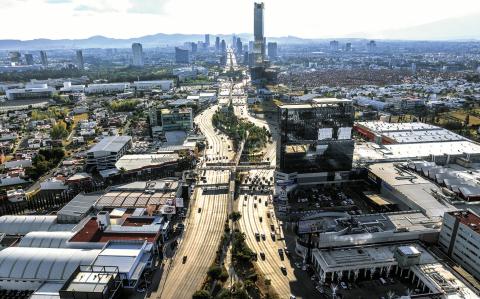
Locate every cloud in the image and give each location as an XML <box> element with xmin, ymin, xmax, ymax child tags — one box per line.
<box><xmin>128</xmin><ymin>0</ymin><xmax>171</xmax><ymax>15</ymax></box>
<box><xmin>45</xmin><ymin>0</ymin><xmax>72</xmax><ymax>3</ymax></box>
<box><xmin>74</xmin><ymin>2</ymin><xmax>118</xmax><ymax>13</ymax></box>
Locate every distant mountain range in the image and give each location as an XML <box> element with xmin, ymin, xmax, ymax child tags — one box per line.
<box><xmin>0</xmin><ymin>34</ymin><xmax>313</xmax><ymax>50</ymax></box>
<box><xmin>0</xmin><ymin>13</ymin><xmax>479</xmax><ymax>50</ymax></box>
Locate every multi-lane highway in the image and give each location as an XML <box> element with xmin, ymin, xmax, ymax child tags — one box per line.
<box><xmin>152</xmin><ymin>104</ymin><xmax>234</xmax><ymax>299</ymax></box>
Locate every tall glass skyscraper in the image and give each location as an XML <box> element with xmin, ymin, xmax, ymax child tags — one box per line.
<box><xmin>132</xmin><ymin>43</ymin><xmax>144</xmax><ymax>67</ymax></box>
<box><xmin>253</xmin><ymin>2</ymin><xmax>265</xmax><ymax>67</ymax></box>
<box><xmin>278</xmin><ymin>99</ymin><xmax>355</xmax><ymax>180</ymax></box>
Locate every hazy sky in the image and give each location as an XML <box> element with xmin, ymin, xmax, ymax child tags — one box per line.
<box><xmin>1</xmin><ymin>0</ymin><xmax>480</xmax><ymax>40</ymax></box>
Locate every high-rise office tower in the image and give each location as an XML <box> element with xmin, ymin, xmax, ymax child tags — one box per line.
<box><xmin>367</xmin><ymin>40</ymin><xmax>376</xmax><ymax>52</ymax></box>
<box><xmin>132</xmin><ymin>43</ymin><xmax>144</xmax><ymax>67</ymax></box>
<box><xmin>40</xmin><ymin>51</ymin><xmax>48</xmax><ymax>67</ymax></box>
<box><xmin>215</xmin><ymin>37</ymin><xmax>220</xmax><ymax>52</ymax></box>
<box><xmin>236</xmin><ymin>38</ymin><xmax>243</xmax><ymax>54</ymax></box>
<box><xmin>278</xmin><ymin>99</ymin><xmax>355</xmax><ymax>180</ymax></box>
<box><xmin>205</xmin><ymin>34</ymin><xmax>210</xmax><ymax>47</ymax></box>
<box><xmin>175</xmin><ymin>47</ymin><xmax>189</xmax><ymax>64</ymax></box>
<box><xmin>253</xmin><ymin>2</ymin><xmax>265</xmax><ymax>67</ymax></box>
<box><xmin>232</xmin><ymin>35</ymin><xmax>237</xmax><ymax>48</ymax></box>
<box><xmin>330</xmin><ymin>40</ymin><xmax>339</xmax><ymax>52</ymax></box>
<box><xmin>345</xmin><ymin>43</ymin><xmax>352</xmax><ymax>52</ymax></box>
<box><xmin>267</xmin><ymin>42</ymin><xmax>277</xmax><ymax>60</ymax></box>
<box><xmin>76</xmin><ymin>50</ymin><xmax>84</xmax><ymax>70</ymax></box>
<box><xmin>220</xmin><ymin>39</ymin><xmax>226</xmax><ymax>53</ymax></box>
<box><xmin>24</xmin><ymin>54</ymin><xmax>34</xmax><ymax>65</ymax></box>
<box><xmin>8</xmin><ymin>51</ymin><xmax>21</xmax><ymax>65</ymax></box>
<box><xmin>248</xmin><ymin>41</ymin><xmax>254</xmax><ymax>52</ymax></box>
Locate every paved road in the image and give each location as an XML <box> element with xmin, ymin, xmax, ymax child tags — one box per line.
<box><xmin>151</xmin><ymin>103</ymin><xmax>234</xmax><ymax>299</ymax></box>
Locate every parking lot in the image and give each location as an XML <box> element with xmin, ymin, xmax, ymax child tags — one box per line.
<box><xmin>286</xmin><ymin>184</ymin><xmax>379</xmax><ymax>217</ymax></box>
<box><xmin>334</xmin><ymin>278</ymin><xmax>419</xmax><ymax>299</ymax></box>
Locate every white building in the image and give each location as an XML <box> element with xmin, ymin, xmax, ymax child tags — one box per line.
<box><xmin>439</xmin><ymin>210</ymin><xmax>480</xmax><ymax>280</ymax></box>
<box><xmin>60</xmin><ymin>81</ymin><xmax>85</xmax><ymax>93</ymax></box>
<box><xmin>5</xmin><ymin>83</ymin><xmax>55</xmax><ymax>100</ymax></box>
<box><xmin>133</xmin><ymin>80</ymin><xmax>174</xmax><ymax>92</ymax></box>
<box><xmin>86</xmin><ymin>136</ymin><xmax>132</xmax><ymax>171</ymax></box>
<box><xmin>85</xmin><ymin>83</ymin><xmax>130</xmax><ymax>95</ymax></box>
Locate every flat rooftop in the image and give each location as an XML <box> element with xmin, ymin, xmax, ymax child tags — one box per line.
<box><xmin>70</xmin><ymin>217</ymin><xmax>158</xmax><ymax>243</ymax></box>
<box><xmin>279</xmin><ymin>98</ymin><xmax>352</xmax><ymax>109</ymax></box>
<box><xmin>115</xmin><ymin>154</ymin><xmax>179</xmax><ymax>172</ymax></box>
<box><xmin>369</xmin><ymin>162</ymin><xmax>457</xmax><ymax>217</ymax></box>
<box><xmin>87</xmin><ymin>136</ymin><xmax>132</xmax><ymax>153</ymax></box>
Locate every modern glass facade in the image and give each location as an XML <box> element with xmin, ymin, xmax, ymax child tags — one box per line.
<box><xmin>278</xmin><ymin>99</ymin><xmax>355</xmax><ymax>175</ymax></box>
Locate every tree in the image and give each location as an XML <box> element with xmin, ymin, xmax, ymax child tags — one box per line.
<box><xmin>51</xmin><ymin>120</ymin><xmax>69</xmax><ymax>140</ymax></box>
<box><xmin>192</xmin><ymin>290</ymin><xmax>211</xmax><ymax>299</ymax></box>
<box><xmin>229</xmin><ymin>211</ymin><xmax>242</xmax><ymax>223</ymax></box>
<box><xmin>207</xmin><ymin>265</ymin><xmax>222</xmax><ymax>280</ymax></box>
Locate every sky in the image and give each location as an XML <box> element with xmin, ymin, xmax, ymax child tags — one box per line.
<box><xmin>1</xmin><ymin>0</ymin><xmax>480</xmax><ymax>40</ymax></box>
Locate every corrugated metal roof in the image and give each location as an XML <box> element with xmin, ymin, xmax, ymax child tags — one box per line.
<box><xmin>0</xmin><ymin>247</ymin><xmax>100</xmax><ymax>281</ymax></box>
<box><xmin>18</xmin><ymin>231</ymin><xmax>74</xmax><ymax>248</ymax></box>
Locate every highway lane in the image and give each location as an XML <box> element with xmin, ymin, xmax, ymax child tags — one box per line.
<box><xmin>152</xmin><ymin>104</ymin><xmax>233</xmax><ymax>299</ymax></box>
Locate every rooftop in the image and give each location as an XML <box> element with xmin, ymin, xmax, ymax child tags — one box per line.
<box><xmin>87</xmin><ymin>136</ymin><xmax>132</xmax><ymax>153</ymax></box>
<box><xmin>279</xmin><ymin>98</ymin><xmax>352</xmax><ymax>109</ymax></box>
<box><xmin>69</xmin><ymin>217</ymin><xmax>158</xmax><ymax>244</ymax></box>
<box><xmin>115</xmin><ymin>154</ymin><xmax>179</xmax><ymax>172</ymax></box>
<box><xmin>449</xmin><ymin>210</ymin><xmax>480</xmax><ymax>233</ymax></box>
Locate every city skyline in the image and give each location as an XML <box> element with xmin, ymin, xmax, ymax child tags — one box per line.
<box><xmin>1</xmin><ymin>0</ymin><xmax>480</xmax><ymax>40</ymax></box>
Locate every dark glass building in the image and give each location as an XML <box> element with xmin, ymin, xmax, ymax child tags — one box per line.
<box><xmin>278</xmin><ymin>99</ymin><xmax>355</xmax><ymax>179</ymax></box>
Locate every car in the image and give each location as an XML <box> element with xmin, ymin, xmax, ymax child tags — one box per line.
<box><xmin>259</xmin><ymin>216</ymin><xmax>263</xmax><ymax>222</ymax></box>
<box><xmin>255</xmin><ymin>233</ymin><xmax>260</xmax><ymax>241</ymax></box>
<box><xmin>270</xmin><ymin>224</ymin><xmax>275</xmax><ymax>231</ymax></box>
<box><xmin>260</xmin><ymin>252</ymin><xmax>265</xmax><ymax>260</ymax></box>
<box><xmin>284</xmin><ymin>248</ymin><xmax>290</xmax><ymax>256</ymax></box>
<box><xmin>182</xmin><ymin>256</ymin><xmax>187</xmax><ymax>264</ymax></box>
<box><xmin>198</xmin><ymin>208</ymin><xmax>202</xmax><ymax>213</ymax></box>
<box><xmin>280</xmin><ymin>266</ymin><xmax>287</xmax><ymax>275</ymax></box>
<box><xmin>340</xmin><ymin>282</ymin><xmax>348</xmax><ymax>289</ymax></box>
<box><xmin>261</xmin><ymin>233</ymin><xmax>266</xmax><ymax>240</ymax></box>
<box><xmin>270</xmin><ymin>232</ymin><xmax>276</xmax><ymax>240</ymax></box>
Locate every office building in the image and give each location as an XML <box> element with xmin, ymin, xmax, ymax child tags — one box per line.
<box><xmin>175</xmin><ymin>47</ymin><xmax>189</xmax><ymax>64</ymax></box>
<box><xmin>24</xmin><ymin>53</ymin><xmax>34</xmax><ymax>65</ymax></box>
<box><xmin>132</xmin><ymin>43</ymin><xmax>144</xmax><ymax>67</ymax></box>
<box><xmin>76</xmin><ymin>50</ymin><xmax>84</xmax><ymax>70</ymax></box>
<box><xmin>215</xmin><ymin>36</ymin><xmax>220</xmax><ymax>52</ymax></box>
<box><xmin>346</xmin><ymin>42</ymin><xmax>352</xmax><ymax>52</ymax></box>
<box><xmin>40</xmin><ymin>50</ymin><xmax>48</xmax><ymax>66</ymax></box>
<box><xmin>205</xmin><ymin>34</ymin><xmax>210</xmax><ymax>47</ymax></box>
<box><xmin>236</xmin><ymin>38</ymin><xmax>243</xmax><ymax>54</ymax></box>
<box><xmin>439</xmin><ymin>210</ymin><xmax>480</xmax><ymax>279</ymax></box>
<box><xmin>5</xmin><ymin>83</ymin><xmax>55</xmax><ymax>100</ymax></box>
<box><xmin>330</xmin><ymin>40</ymin><xmax>339</xmax><ymax>51</ymax></box>
<box><xmin>8</xmin><ymin>51</ymin><xmax>21</xmax><ymax>65</ymax></box>
<box><xmin>149</xmin><ymin>107</ymin><xmax>193</xmax><ymax>132</ymax></box>
<box><xmin>86</xmin><ymin>135</ymin><xmax>132</xmax><ymax>171</ymax></box>
<box><xmin>220</xmin><ymin>39</ymin><xmax>226</xmax><ymax>53</ymax></box>
<box><xmin>367</xmin><ymin>40</ymin><xmax>377</xmax><ymax>52</ymax></box>
<box><xmin>268</xmin><ymin>42</ymin><xmax>277</xmax><ymax>60</ymax></box>
<box><xmin>278</xmin><ymin>98</ymin><xmax>355</xmax><ymax>180</ymax></box>
<box><xmin>253</xmin><ymin>2</ymin><xmax>265</xmax><ymax>66</ymax></box>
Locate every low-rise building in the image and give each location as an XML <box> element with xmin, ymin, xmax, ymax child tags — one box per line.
<box><xmin>85</xmin><ymin>83</ymin><xmax>130</xmax><ymax>95</ymax></box>
<box><xmin>5</xmin><ymin>83</ymin><xmax>55</xmax><ymax>100</ymax></box>
<box><xmin>133</xmin><ymin>80</ymin><xmax>174</xmax><ymax>91</ymax></box>
<box><xmin>86</xmin><ymin>136</ymin><xmax>132</xmax><ymax>171</ymax></box>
